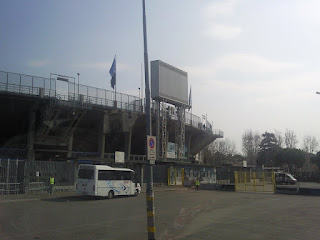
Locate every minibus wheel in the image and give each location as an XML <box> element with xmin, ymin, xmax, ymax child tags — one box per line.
<box><xmin>108</xmin><ymin>190</ymin><xmax>114</xmax><ymax>199</ymax></box>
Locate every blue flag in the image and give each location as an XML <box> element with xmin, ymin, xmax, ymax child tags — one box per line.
<box><xmin>109</xmin><ymin>57</ymin><xmax>116</xmax><ymax>89</ymax></box>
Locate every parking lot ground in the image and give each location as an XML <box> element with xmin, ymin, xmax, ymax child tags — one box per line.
<box><xmin>1</xmin><ymin>189</ymin><xmax>320</xmax><ymax>240</ymax></box>
<box><xmin>299</xmin><ymin>182</ymin><xmax>320</xmax><ymax>189</ymax></box>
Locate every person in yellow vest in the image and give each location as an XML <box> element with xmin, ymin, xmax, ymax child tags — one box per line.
<box><xmin>195</xmin><ymin>178</ymin><xmax>200</xmax><ymax>191</ymax></box>
<box><xmin>49</xmin><ymin>176</ymin><xmax>55</xmax><ymax>195</ymax></box>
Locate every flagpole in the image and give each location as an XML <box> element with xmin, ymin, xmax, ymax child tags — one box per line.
<box><xmin>141</xmin><ymin>62</ymin><xmax>144</xmax><ymax>109</ymax></box>
<box><xmin>114</xmin><ymin>55</ymin><xmax>117</xmax><ymax>106</ymax></box>
<box><xmin>191</xmin><ymin>86</ymin><xmax>192</xmax><ymax>116</ymax></box>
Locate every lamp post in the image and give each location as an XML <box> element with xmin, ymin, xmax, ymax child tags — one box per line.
<box><xmin>142</xmin><ymin>0</ymin><xmax>156</xmax><ymax>239</ymax></box>
<box><xmin>77</xmin><ymin>73</ymin><xmax>80</xmax><ymax>99</ymax></box>
<box><xmin>139</xmin><ymin>87</ymin><xmax>141</xmax><ymax>99</ymax></box>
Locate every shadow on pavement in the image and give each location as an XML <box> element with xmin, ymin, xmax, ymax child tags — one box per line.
<box><xmin>41</xmin><ymin>195</ymin><xmax>103</xmax><ymax>202</ymax></box>
<box><xmin>40</xmin><ymin>195</ymin><xmax>133</xmax><ymax>202</ymax></box>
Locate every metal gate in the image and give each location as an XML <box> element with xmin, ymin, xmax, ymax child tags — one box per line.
<box><xmin>235</xmin><ymin>171</ymin><xmax>275</xmax><ymax>192</ymax></box>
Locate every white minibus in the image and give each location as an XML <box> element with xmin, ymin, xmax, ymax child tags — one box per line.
<box><xmin>76</xmin><ymin>164</ymin><xmax>141</xmax><ymax>198</ymax></box>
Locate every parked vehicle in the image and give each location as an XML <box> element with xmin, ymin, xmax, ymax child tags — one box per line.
<box><xmin>275</xmin><ymin>172</ymin><xmax>298</xmax><ymax>185</ymax></box>
<box><xmin>76</xmin><ymin>164</ymin><xmax>141</xmax><ymax>198</ymax></box>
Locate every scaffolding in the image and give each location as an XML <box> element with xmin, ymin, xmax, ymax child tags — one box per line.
<box><xmin>175</xmin><ymin>106</ymin><xmax>186</xmax><ymax>160</ymax></box>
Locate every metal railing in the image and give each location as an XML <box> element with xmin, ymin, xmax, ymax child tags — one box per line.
<box><xmin>129</xmin><ymin>154</ymin><xmax>146</xmax><ymax>162</ymax></box>
<box><xmin>26</xmin><ymin>182</ymin><xmax>47</xmax><ymax>194</ymax></box>
<box><xmin>0</xmin><ymin>70</ymin><xmax>223</xmax><ymax>136</ymax></box>
<box><xmin>0</xmin><ymin>183</ymin><xmax>20</xmax><ymax>195</ymax></box>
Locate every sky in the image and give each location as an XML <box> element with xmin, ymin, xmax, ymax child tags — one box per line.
<box><xmin>1</xmin><ymin>0</ymin><xmax>320</xmax><ymax>153</ymax></box>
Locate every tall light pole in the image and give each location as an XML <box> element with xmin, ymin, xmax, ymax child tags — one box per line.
<box><xmin>139</xmin><ymin>87</ymin><xmax>141</xmax><ymax>99</ymax></box>
<box><xmin>77</xmin><ymin>73</ymin><xmax>80</xmax><ymax>99</ymax></box>
<box><xmin>142</xmin><ymin>0</ymin><xmax>156</xmax><ymax>239</ymax></box>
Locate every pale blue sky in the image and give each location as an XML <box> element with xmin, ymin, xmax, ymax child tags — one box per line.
<box><xmin>1</xmin><ymin>0</ymin><xmax>320</xmax><ymax>152</ymax></box>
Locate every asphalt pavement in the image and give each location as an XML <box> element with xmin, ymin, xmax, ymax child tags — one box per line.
<box><xmin>1</xmin><ymin>187</ymin><xmax>320</xmax><ymax>240</ymax></box>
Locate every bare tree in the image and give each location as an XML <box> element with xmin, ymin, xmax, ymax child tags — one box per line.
<box><xmin>210</xmin><ymin>139</ymin><xmax>236</xmax><ymax>155</ymax></box>
<box><xmin>284</xmin><ymin>129</ymin><xmax>298</xmax><ymax>149</ymax></box>
<box><xmin>274</xmin><ymin>130</ymin><xmax>283</xmax><ymax>148</ymax></box>
<box><xmin>242</xmin><ymin>130</ymin><xmax>261</xmax><ymax>165</ymax></box>
<box><xmin>207</xmin><ymin>138</ymin><xmax>236</xmax><ymax>165</ymax></box>
<box><xmin>217</xmin><ymin>139</ymin><xmax>236</xmax><ymax>156</ymax></box>
<box><xmin>303</xmin><ymin>135</ymin><xmax>318</xmax><ymax>154</ymax></box>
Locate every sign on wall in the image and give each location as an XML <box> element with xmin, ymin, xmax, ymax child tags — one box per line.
<box><xmin>167</xmin><ymin>142</ymin><xmax>176</xmax><ymax>159</ymax></box>
<box><xmin>115</xmin><ymin>151</ymin><xmax>125</xmax><ymax>163</ymax></box>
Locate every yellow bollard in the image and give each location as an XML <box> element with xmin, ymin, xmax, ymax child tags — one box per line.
<box><xmin>244</xmin><ymin>172</ymin><xmax>247</xmax><ymax>191</ymax></box>
<box><xmin>174</xmin><ymin>168</ymin><xmax>177</xmax><ymax>185</ymax></box>
<box><xmin>235</xmin><ymin>171</ymin><xmax>238</xmax><ymax>192</ymax></box>
<box><xmin>181</xmin><ymin>168</ymin><xmax>184</xmax><ymax>186</ymax></box>
<box><xmin>272</xmin><ymin>172</ymin><xmax>276</xmax><ymax>193</ymax></box>
<box><xmin>253</xmin><ymin>172</ymin><xmax>256</xmax><ymax>192</ymax></box>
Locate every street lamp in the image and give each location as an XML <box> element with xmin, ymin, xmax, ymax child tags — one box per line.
<box><xmin>77</xmin><ymin>73</ymin><xmax>80</xmax><ymax>99</ymax></box>
<box><xmin>138</xmin><ymin>87</ymin><xmax>141</xmax><ymax>99</ymax></box>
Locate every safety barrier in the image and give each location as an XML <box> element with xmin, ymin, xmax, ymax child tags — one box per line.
<box><xmin>235</xmin><ymin>171</ymin><xmax>275</xmax><ymax>193</ymax></box>
<box><xmin>26</xmin><ymin>182</ymin><xmax>47</xmax><ymax>194</ymax></box>
<box><xmin>0</xmin><ymin>183</ymin><xmax>20</xmax><ymax>195</ymax></box>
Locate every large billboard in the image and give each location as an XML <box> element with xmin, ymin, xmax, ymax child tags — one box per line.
<box><xmin>151</xmin><ymin>60</ymin><xmax>188</xmax><ymax>106</ymax></box>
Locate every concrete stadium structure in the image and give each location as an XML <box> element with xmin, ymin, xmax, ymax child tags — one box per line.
<box><xmin>0</xmin><ymin>70</ymin><xmax>223</xmax><ymax>190</ymax></box>
<box><xmin>0</xmin><ymin>70</ymin><xmax>223</xmax><ymax>163</ymax></box>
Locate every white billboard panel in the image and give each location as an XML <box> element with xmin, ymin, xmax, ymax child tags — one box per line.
<box><xmin>115</xmin><ymin>151</ymin><xmax>125</xmax><ymax>163</ymax></box>
<box><xmin>151</xmin><ymin>60</ymin><xmax>188</xmax><ymax>106</ymax></box>
<box><xmin>167</xmin><ymin>142</ymin><xmax>176</xmax><ymax>159</ymax></box>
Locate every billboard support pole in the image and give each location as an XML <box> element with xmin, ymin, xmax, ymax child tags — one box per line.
<box><xmin>142</xmin><ymin>1</ymin><xmax>156</xmax><ymax>239</ymax></box>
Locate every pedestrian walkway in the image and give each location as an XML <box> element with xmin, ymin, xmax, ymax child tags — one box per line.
<box><xmin>0</xmin><ymin>186</ymin><xmax>190</xmax><ymax>202</ymax></box>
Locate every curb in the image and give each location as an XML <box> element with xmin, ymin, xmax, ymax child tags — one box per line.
<box><xmin>0</xmin><ymin>187</ymin><xmax>191</xmax><ymax>202</ymax></box>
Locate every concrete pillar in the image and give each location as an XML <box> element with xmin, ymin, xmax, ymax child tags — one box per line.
<box><xmin>27</xmin><ymin>109</ymin><xmax>36</xmax><ymax>161</ymax></box>
<box><xmin>74</xmin><ymin>161</ymin><xmax>78</xmax><ymax>187</ymax></box>
<box><xmin>98</xmin><ymin>112</ymin><xmax>109</xmax><ymax>159</ymax></box>
<box><xmin>140</xmin><ymin>164</ymin><xmax>144</xmax><ymax>185</ymax></box>
<box><xmin>124</xmin><ymin>127</ymin><xmax>132</xmax><ymax>161</ymax></box>
<box><xmin>67</xmin><ymin>134</ymin><xmax>74</xmax><ymax>158</ymax></box>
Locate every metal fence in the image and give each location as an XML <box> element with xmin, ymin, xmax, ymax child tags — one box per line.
<box><xmin>235</xmin><ymin>171</ymin><xmax>275</xmax><ymax>192</ymax></box>
<box><xmin>216</xmin><ymin>171</ymin><xmax>235</xmax><ymax>185</ymax></box>
<box><xmin>0</xmin><ymin>70</ymin><xmax>140</xmax><ymax>111</ymax></box>
<box><xmin>0</xmin><ymin>159</ymin><xmax>75</xmax><ymax>195</ymax></box>
<box><xmin>25</xmin><ymin>160</ymin><xmax>74</xmax><ymax>186</ymax></box>
<box><xmin>0</xmin><ymin>159</ymin><xmax>24</xmax><ymax>194</ymax></box>
<box><xmin>26</xmin><ymin>182</ymin><xmax>47</xmax><ymax>194</ymax></box>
